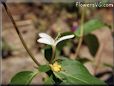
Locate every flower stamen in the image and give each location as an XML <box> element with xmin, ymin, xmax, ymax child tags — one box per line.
<box><xmin>50</xmin><ymin>62</ymin><xmax>62</xmax><ymax>72</ymax></box>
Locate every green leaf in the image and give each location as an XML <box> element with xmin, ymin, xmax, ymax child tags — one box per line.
<box><xmin>44</xmin><ymin>75</ymin><xmax>55</xmax><ymax>84</ymax></box>
<box><xmin>84</xmin><ymin>34</ymin><xmax>99</xmax><ymax>56</ymax></box>
<box><xmin>38</xmin><ymin>65</ymin><xmax>51</xmax><ymax>72</ymax></box>
<box><xmin>44</xmin><ymin>46</ymin><xmax>52</xmax><ymax>62</ymax></box>
<box><xmin>54</xmin><ymin>59</ymin><xmax>106</xmax><ymax>85</ymax></box>
<box><xmin>75</xmin><ymin>19</ymin><xmax>105</xmax><ymax>37</ymax></box>
<box><xmin>10</xmin><ymin>71</ymin><xmax>38</xmax><ymax>85</ymax></box>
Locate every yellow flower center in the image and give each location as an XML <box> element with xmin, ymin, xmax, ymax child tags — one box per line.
<box><xmin>50</xmin><ymin>62</ymin><xmax>61</xmax><ymax>72</ymax></box>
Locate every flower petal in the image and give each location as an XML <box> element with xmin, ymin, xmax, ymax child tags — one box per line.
<box><xmin>39</xmin><ymin>33</ymin><xmax>54</xmax><ymax>43</ymax></box>
<box><xmin>55</xmin><ymin>35</ymin><xmax>74</xmax><ymax>45</ymax></box>
<box><xmin>37</xmin><ymin>38</ymin><xmax>53</xmax><ymax>45</ymax></box>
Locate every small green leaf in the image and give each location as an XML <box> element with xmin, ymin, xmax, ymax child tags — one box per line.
<box><xmin>10</xmin><ymin>71</ymin><xmax>38</xmax><ymax>85</ymax></box>
<box><xmin>75</xmin><ymin>19</ymin><xmax>105</xmax><ymax>37</ymax></box>
<box><xmin>38</xmin><ymin>65</ymin><xmax>51</xmax><ymax>72</ymax></box>
<box><xmin>84</xmin><ymin>34</ymin><xmax>99</xmax><ymax>56</ymax></box>
<box><xmin>44</xmin><ymin>75</ymin><xmax>55</xmax><ymax>84</ymax></box>
<box><xmin>44</xmin><ymin>46</ymin><xmax>52</xmax><ymax>62</ymax></box>
<box><xmin>54</xmin><ymin>59</ymin><xmax>106</xmax><ymax>85</ymax></box>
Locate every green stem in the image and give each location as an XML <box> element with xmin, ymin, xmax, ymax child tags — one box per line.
<box><xmin>75</xmin><ymin>7</ymin><xmax>85</xmax><ymax>58</ymax></box>
<box><xmin>50</xmin><ymin>46</ymin><xmax>56</xmax><ymax>63</ymax></box>
<box><xmin>2</xmin><ymin>2</ymin><xmax>40</xmax><ymax>66</ymax></box>
<box><xmin>55</xmin><ymin>33</ymin><xmax>60</xmax><ymax>41</ymax></box>
<box><xmin>50</xmin><ymin>33</ymin><xmax>61</xmax><ymax>63</ymax></box>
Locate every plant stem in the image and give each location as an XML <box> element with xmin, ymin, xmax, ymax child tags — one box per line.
<box><xmin>94</xmin><ymin>44</ymin><xmax>104</xmax><ymax>74</ymax></box>
<box><xmin>50</xmin><ymin>33</ymin><xmax>61</xmax><ymax>63</ymax></box>
<box><xmin>75</xmin><ymin>7</ymin><xmax>85</xmax><ymax>59</ymax></box>
<box><xmin>50</xmin><ymin>46</ymin><xmax>56</xmax><ymax>63</ymax></box>
<box><xmin>2</xmin><ymin>2</ymin><xmax>40</xmax><ymax>66</ymax></box>
<box><xmin>55</xmin><ymin>33</ymin><xmax>60</xmax><ymax>41</ymax></box>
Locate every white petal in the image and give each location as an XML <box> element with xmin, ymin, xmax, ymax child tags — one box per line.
<box><xmin>55</xmin><ymin>35</ymin><xmax>74</xmax><ymax>45</ymax></box>
<box><xmin>39</xmin><ymin>33</ymin><xmax>54</xmax><ymax>43</ymax></box>
<box><xmin>37</xmin><ymin>38</ymin><xmax>53</xmax><ymax>45</ymax></box>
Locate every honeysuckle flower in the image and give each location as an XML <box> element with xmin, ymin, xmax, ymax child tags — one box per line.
<box><xmin>37</xmin><ymin>33</ymin><xmax>74</xmax><ymax>46</ymax></box>
<box><xmin>50</xmin><ymin>62</ymin><xmax>62</xmax><ymax>72</ymax></box>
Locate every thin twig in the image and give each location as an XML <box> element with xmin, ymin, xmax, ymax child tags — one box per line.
<box><xmin>75</xmin><ymin>7</ymin><xmax>85</xmax><ymax>58</ymax></box>
<box><xmin>94</xmin><ymin>44</ymin><xmax>104</xmax><ymax>74</ymax></box>
<box><xmin>2</xmin><ymin>2</ymin><xmax>40</xmax><ymax>66</ymax></box>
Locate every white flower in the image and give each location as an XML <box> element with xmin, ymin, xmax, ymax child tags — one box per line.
<box><xmin>37</xmin><ymin>33</ymin><xmax>74</xmax><ymax>46</ymax></box>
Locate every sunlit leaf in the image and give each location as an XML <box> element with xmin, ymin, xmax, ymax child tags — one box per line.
<box><xmin>75</xmin><ymin>19</ymin><xmax>105</xmax><ymax>37</ymax></box>
<box><xmin>10</xmin><ymin>71</ymin><xmax>38</xmax><ymax>85</ymax></box>
<box><xmin>38</xmin><ymin>65</ymin><xmax>51</xmax><ymax>72</ymax></box>
<box><xmin>53</xmin><ymin>59</ymin><xmax>106</xmax><ymax>85</ymax></box>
